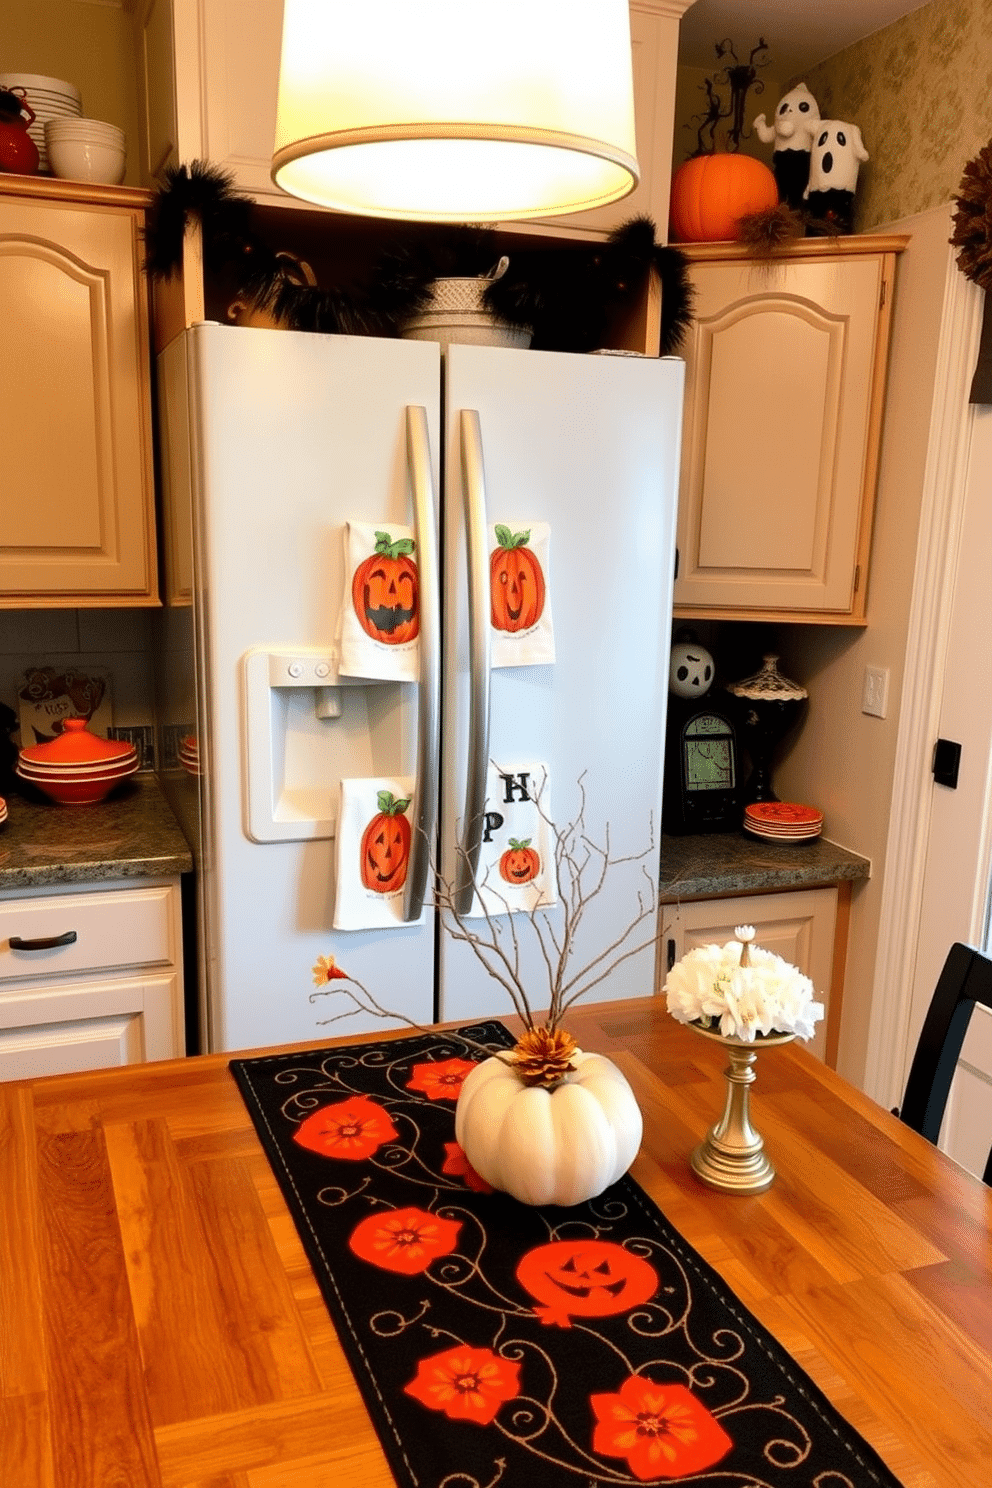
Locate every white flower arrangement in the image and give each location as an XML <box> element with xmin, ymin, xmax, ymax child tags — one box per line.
<box><xmin>663</xmin><ymin>925</ymin><xmax>824</xmax><ymax>1043</ymax></box>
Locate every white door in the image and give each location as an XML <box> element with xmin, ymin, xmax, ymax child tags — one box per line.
<box><xmin>903</xmin><ymin>403</ymin><xmax>992</xmax><ymax>1176</ymax></box>
<box><xmin>438</xmin><ymin>345</ymin><xmax>684</xmax><ymax>1023</ymax></box>
<box><xmin>179</xmin><ymin>325</ymin><xmax>442</xmax><ymax>1051</ymax></box>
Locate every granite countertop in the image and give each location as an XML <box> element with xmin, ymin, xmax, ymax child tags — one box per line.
<box><xmin>659</xmin><ymin>831</ymin><xmax>871</xmax><ymax>901</ymax></box>
<box><xmin>0</xmin><ymin>775</ymin><xmax>193</xmax><ymax>890</ymax></box>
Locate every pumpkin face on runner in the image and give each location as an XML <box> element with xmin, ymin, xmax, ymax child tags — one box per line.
<box><xmin>516</xmin><ymin>1240</ymin><xmax>658</xmax><ymax>1326</ymax></box>
<box><xmin>353</xmin><ymin>531</ymin><xmax>419</xmax><ymax>643</ymax></box>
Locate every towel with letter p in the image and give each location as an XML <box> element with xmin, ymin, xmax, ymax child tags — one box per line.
<box><xmin>464</xmin><ymin>762</ymin><xmax>557</xmax><ymax>918</ymax></box>
<box><xmin>333</xmin><ymin>775</ymin><xmax>423</xmax><ymax>930</ymax></box>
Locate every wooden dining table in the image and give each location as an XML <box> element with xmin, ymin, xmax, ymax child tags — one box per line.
<box><xmin>1</xmin><ymin>997</ymin><xmax>989</xmax><ymax>1488</ymax></box>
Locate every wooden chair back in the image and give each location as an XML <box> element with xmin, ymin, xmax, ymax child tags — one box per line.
<box><xmin>899</xmin><ymin>940</ymin><xmax>992</xmax><ymax>1184</ymax></box>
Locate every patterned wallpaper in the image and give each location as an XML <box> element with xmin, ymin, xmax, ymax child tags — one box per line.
<box><xmin>798</xmin><ymin>0</ymin><xmax>992</xmax><ymax>230</ymax></box>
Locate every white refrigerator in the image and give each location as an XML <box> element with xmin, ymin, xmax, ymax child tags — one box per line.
<box><xmin>157</xmin><ymin>323</ymin><xmax>683</xmax><ymax>1053</ymax></box>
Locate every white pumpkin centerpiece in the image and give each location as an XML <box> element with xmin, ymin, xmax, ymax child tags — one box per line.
<box><xmin>311</xmin><ymin>788</ymin><xmax>655</xmax><ymax>1208</ymax></box>
<box><xmin>455</xmin><ymin>1024</ymin><xmax>642</xmax><ymax>1207</ymax></box>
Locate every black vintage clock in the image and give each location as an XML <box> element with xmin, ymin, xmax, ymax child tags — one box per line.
<box><xmin>663</xmin><ymin>696</ymin><xmax>742</xmax><ymax>834</ymax></box>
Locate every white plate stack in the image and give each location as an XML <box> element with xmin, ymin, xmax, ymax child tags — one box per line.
<box><xmin>0</xmin><ymin>73</ymin><xmax>82</xmax><ymax>173</ymax></box>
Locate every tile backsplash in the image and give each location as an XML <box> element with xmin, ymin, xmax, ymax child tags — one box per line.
<box><xmin>0</xmin><ymin>608</ymin><xmax>155</xmax><ymax>760</ymax></box>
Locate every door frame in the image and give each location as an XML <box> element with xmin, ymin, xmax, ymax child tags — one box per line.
<box><xmin>864</xmin><ymin>238</ymin><xmax>987</xmax><ymax>1111</ymax></box>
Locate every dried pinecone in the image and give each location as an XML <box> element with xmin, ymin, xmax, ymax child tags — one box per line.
<box><xmin>510</xmin><ymin>1025</ymin><xmax>579</xmax><ymax>1089</ymax></box>
<box><xmin>736</xmin><ymin>204</ymin><xmax>806</xmax><ymax>255</ymax></box>
<box><xmin>951</xmin><ymin>139</ymin><xmax>992</xmax><ymax>291</ymax></box>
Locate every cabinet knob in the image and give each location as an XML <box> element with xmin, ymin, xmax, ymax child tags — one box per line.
<box><xmin>9</xmin><ymin>930</ymin><xmax>78</xmax><ymax>951</ymax></box>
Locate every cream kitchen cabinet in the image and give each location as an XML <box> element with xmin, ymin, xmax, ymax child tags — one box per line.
<box><xmin>657</xmin><ymin>885</ymin><xmax>842</xmax><ymax>1065</ymax></box>
<box><xmin>0</xmin><ymin>878</ymin><xmax>184</xmax><ymax>1081</ymax></box>
<box><xmin>134</xmin><ymin>0</ymin><xmax>691</xmax><ymax>240</ymax></box>
<box><xmin>672</xmin><ymin>236</ymin><xmax>907</xmax><ymax>624</ymax></box>
<box><xmin>0</xmin><ymin>176</ymin><xmax>159</xmax><ymax>607</ymax></box>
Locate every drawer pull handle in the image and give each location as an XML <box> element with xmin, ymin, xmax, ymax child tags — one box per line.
<box><xmin>9</xmin><ymin>931</ymin><xmax>78</xmax><ymax>951</ymax></box>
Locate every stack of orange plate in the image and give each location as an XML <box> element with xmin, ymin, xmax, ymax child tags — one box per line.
<box><xmin>0</xmin><ymin>795</ymin><xmax>7</xmax><ymax>827</ymax></box>
<box><xmin>15</xmin><ymin>718</ymin><xmax>138</xmax><ymax>805</ymax></box>
<box><xmin>744</xmin><ymin>801</ymin><xmax>823</xmax><ymax>842</ymax></box>
<box><xmin>178</xmin><ymin>734</ymin><xmax>201</xmax><ymax>777</ymax></box>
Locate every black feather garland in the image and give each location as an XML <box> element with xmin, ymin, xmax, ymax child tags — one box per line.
<box><xmin>142</xmin><ymin>162</ymin><xmax>695</xmax><ymax>353</ymax></box>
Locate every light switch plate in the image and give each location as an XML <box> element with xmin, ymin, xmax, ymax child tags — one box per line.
<box><xmin>862</xmin><ymin>665</ymin><xmax>889</xmax><ymax>719</ymax></box>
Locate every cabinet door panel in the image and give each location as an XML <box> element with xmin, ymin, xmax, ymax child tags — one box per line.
<box><xmin>675</xmin><ymin>255</ymin><xmax>884</xmax><ymax>615</ymax></box>
<box><xmin>0</xmin><ymin>971</ymin><xmax>182</xmax><ymax>1080</ymax></box>
<box><xmin>0</xmin><ymin>1012</ymin><xmax>145</xmax><ymax>1080</ymax></box>
<box><xmin>0</xmin><ymin>198</ymin><xmax>156</xmax><ymax>603</ymax></box>
<box><xmin>696</xmin><ymin>300</ymin><xmax>838</xmax><ymax>570</ymax></box>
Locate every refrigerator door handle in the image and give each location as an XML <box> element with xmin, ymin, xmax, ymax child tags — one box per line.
<box><xmin>403</xmin><ymin>405</ymin><xmax>441</xmax><ymax>923</ymax></box>
<box><xmin>455</xmin><ymin>408</ymin><xmax>492</xmax><ymax>915</ymax></box>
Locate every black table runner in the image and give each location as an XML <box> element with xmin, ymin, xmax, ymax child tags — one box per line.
<box><xmin>231</xmin><ymin>1022</ymin><xmax>902</xmax><ymax>1487</ymax></box>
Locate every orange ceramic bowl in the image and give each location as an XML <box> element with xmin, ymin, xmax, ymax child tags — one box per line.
<box><xmin>15</xmin><ymin>758</ymin><xmax>138</xmax><ymax>804</ymax></box>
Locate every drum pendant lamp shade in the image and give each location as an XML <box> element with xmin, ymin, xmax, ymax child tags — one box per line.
<box><xmin>271</xmin><ymin>0</ymin><xmax>639</xmax><ymax>221</ymax></box>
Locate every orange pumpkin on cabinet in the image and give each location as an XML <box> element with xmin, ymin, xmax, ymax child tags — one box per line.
<box><xmin>360</xmin><ymin>791</ymin><xmax>412</xmax><ymax>893</ymax></box>
<box><xmin>669</xmin><ymin>153</ymin><xmax>778</xmax><ymax>243</ymax></box>
<box><xmin>499</xmin><ymin>838</ymin><xmax>540</xmax><ymax>884</ymax></box>
<box><xmin>490</xmin><ymin>526</ymin><xmax>545</xmax><ymax>633</ymax></box>
<box><xmin>352</xmin><ymin>531</ymin><xmax>419</xmax><ymax>644</ymax></box>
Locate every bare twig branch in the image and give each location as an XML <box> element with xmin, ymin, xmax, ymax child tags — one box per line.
<box><xmin>309</xmin><ymin>976</ymin><xmax>499</xmax><ymax>1057</ymax></box>
<box><xmin>323</xmin><ymin>771</ymin><xmax>661</xmax><ymax>1043</ymax></box>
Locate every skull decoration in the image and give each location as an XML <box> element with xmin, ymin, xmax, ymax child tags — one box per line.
<box><xmin>669</xmin><ymin>640</ymin><xmax>714</xmax><ymax>699</ymax></box>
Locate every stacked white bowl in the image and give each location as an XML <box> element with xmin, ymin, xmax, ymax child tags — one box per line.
<box><xmin>0</xmin><ymin>72</ymin><xmax>81</xmax><ymax>172</ymax></box>
<box><xmin>45</xmin><ymin>116</ymin><xmax>126</xmax><ymax>184</ymax></box>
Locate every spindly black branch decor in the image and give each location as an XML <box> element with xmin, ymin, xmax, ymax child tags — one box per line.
<box><xmin>143</xmin><ymin>161</ymin><xmax>695</xmax><ymax>355</ymax></box>
<box><xmin>687</xmin><ymin>38</ymin><xmax>770</xmax><ymax>157</ymax></box>
<box><xmin>951</xmin><ymin>137</ymin><xmax>992</xmax><ymax>402</ymax></box>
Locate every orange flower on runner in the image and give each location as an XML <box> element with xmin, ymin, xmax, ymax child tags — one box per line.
<box><xmin>404</xmin><ymin>1345</ymin><xmax>521</xmax><ymax>1425</ymax></box>
<box><xmin>349</xmin><ymin>1205</ymin><xmax>462</xmax><ymax>1275</ymax></box>
<box><xmin>590</xmin><ymin>1377</ymin><xmax>732</xmax><ymax>1480</ymax></box>
<box><xmin>441</xmin><ymin>1140</ymin><xmax>493</xmax><ymax>1193</ymax></box>
<box><xmin>294</xmin><ymin>1096</ymin><xmax>398</xmax><ymax>1161</ymax></box>
<box><xmin>312</xmin><ymin>954</ymin><xmax>349</xmax><ymax>985</ymax></box>
<box><xmin>406</xmin><ymin>1057</ymin><xmax>477</xmax><ymax>1101</ymax></box>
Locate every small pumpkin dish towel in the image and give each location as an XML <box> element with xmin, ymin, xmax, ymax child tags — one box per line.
<box><xmin>338</xmin><ymin>522</ymin><xmax>420</xmax><ymax>682</ymax></box>
<box><xmin>489</xmin><ymin>522</ymin><xmax>555</xmax><ymax>668</ymax></box>
<box><xmin>333</xmin><ymin>776</ymin><xmax>424</xmax><ymax>930</ymax></box>
<box><xmin>464</xmin><ymin>761</ymin><xmax>558</xmax><ymax>918</ymax></box>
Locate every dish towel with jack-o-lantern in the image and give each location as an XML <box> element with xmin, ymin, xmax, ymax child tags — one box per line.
<box><xmin>333</xmin><ymin>776</ymin><xmax>424</xmax><ymax>930</ymax></box>
<box><xmin>464</xmin><ymin>762</ymin><xmax>557</xmax><ymax>918</ymax></box>
<box><xmin>338</xmin><ymin>522</ymin><xmax>420</xmax><ymax>682</ymax></box>
<box><xmin>489</xmin><ymin>523</ymin><xmax>554</xmax><ymax>668</ymax></box>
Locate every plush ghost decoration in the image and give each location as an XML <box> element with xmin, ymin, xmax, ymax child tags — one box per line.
<box><xmin>804</xmin><ymin>121</ymin><xmax>869</xmax><ymax>232</ymax></box>
<box><xmin>753</xmin><ymin>83</ymin><xmax>820</xmax><ymax>209</ymax></box>
<box><xmin>669</xmin><ymin>641</ymin><xmax>714</xmax><ymax>699</ymax></box>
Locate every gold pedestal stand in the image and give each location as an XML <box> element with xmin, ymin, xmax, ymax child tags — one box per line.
<box><xmin>688</xmin><ymin>1026</ymin><xmax>795</xmax><ymax>1195</ymax></box>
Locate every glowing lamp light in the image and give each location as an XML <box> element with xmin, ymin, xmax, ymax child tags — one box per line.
<box><xmin>271</xmin><ymin>0</ymin><xmax>639</xmax><ymax>222</ymax></box>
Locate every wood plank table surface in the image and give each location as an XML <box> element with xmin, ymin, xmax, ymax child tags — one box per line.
<box><xmin>1</xmin><ymin>998</ymin><xmax>990</xmax><ymax>1488</ymax></box>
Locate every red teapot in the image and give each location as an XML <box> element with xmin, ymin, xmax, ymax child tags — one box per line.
<box><xmin>0</xmin><ymin>87</ymin><xmax>40</xmax><ymax>175</ymax></box>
